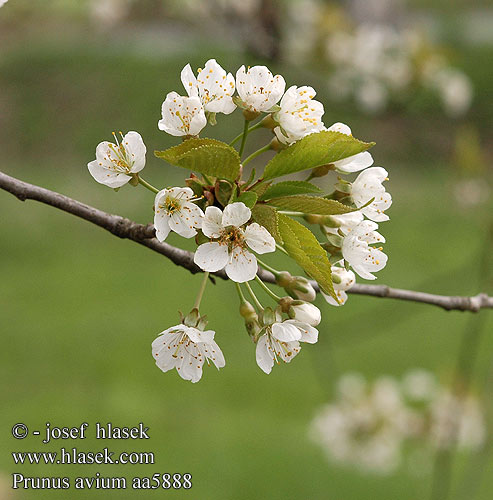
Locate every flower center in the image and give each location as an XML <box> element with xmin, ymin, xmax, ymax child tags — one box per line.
<box><xmin>220</xmin><ymin>226</ymin><xmax>245</xmax><ymax>251</ymax></box>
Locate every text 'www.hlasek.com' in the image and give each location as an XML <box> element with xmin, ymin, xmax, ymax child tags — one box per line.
<box><xmin>10</xmin><ymin>421</ymin><xmax>192</xmax><ymax>491</ymax></box>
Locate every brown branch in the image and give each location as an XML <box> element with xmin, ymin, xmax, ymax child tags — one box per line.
<box><xmin>1</xmin><ymin>170</ymin><xmax>492</xmax><ymax>313</ymax></box>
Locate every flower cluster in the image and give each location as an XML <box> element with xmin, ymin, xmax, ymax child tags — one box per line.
<box><xmin>310</xmin><ymin>370</ymin><xmax>486</xmax><ymax>474</ymax></box>
<box><xmin>87</xmin><ymin>59</ymin><xmax>391</xmax><ymax>382</ymax></box>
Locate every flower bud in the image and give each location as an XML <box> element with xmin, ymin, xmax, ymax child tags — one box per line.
<box><xmin>239</xmin><ymin>301</ymin><xmax>257</xmax><ymax>321</ymax></box>
<box><xmin>291</xmin><ymin>277</ymin><xmax>317</xmax><ymax>302</ymax></box>
<box><xmin>275</xmin><ymin>271</ymin><xmax>293</xmax><ymax>288</ymax></box>
<box><xmin>288</xmin><ymin>302</ymin><xmax>321</xmax><ymax>326</ymax></box>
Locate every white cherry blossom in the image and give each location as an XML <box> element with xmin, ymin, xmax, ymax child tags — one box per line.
<box><xmin>152</xmin><ymin>324</ymin><xmax>225</xmax><ymax>383</ymax></box>
<box><xmin>235</xmin><ymin>65</ymin><xmax>286</xmax><ymax>113</ymax></box>
<box><xmin>158</xmin><ymin>91</ymin><xmax>206</xmax><ymax>137</ymax></box>
<box><xmin>0</xmin><ymin>0</ymin><xmax>8</xmax><ymax>7</ymax></box>
<box><xmin>342</xmin><ymin>220</ymin><xmax>387</xmax><ymax>280</ymax></box>
<box><xmin>323</xmin><ymin>266</ymin><xmax>356</xmax><ymax>306</ymax></box>
<box><xmin>154</xmin><ymin>187</ymin><xmax>204</xmax><ymax>242</ymax></box>
<box><xmin>87</xmin><ymin>131</ymin><xmax>146</xmax><ymax>188</ymax></box>
<box><xmin>351</xmin><ymin>167</ymin><xmax>392</xmax><ymax>222</ymax></box>
<box><xmin>256</xmin><ymin>319</ymin><xmax>318</xmax><ymax>374</ymax></box>
<box><xmin>327</xmin><ymin>122</ymin><xmax>373</xmax><ymax>174</ymax></box>
<box><xmin>194</xmin><ymin>202</ymin><xmax>275</xmax><ymax>283</ymax></box>
<box><xmin>274</xmin><ymin>85</ymin><xmax>325</xmax><ymax>144</ymax></box>
<box><xmin>181</xmin><ymin>59</ymin><xmax>236</xmax><ymax>114</ymax></box>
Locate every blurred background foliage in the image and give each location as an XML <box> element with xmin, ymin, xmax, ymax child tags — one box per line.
<box><xmin>0</xmin><ymin>0</ymin><xmax>492</xmax><ymax>499</ymax></box>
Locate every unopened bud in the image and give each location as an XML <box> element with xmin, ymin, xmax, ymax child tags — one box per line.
<box><xmin>275</xmin><ymin>271</ymin><xmax>293</xmax><ymax>288</ymax></box>
<box><xmin>239</xmin><ymin>301</ymin><xmax>257</xmax><ymax>321</ymax></box>
<box><xmin>288</xmin><ymin>302</ymin><xmax>321</xmax><ymax>326</ymax></box>
<box><xmin>304</xmin><ymin>214</ymin><xmax>325</xmax><ymax>225</ymax></box>
<box><xmin>291</xmin><ymin>277</ymin><xmax>317</xmax><ymax>302</ymax></box>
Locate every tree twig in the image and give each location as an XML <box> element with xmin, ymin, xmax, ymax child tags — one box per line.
<box><xmin>1</xmin><ymin>170</ymin><xmax>493</xmax><ymax>313</ymax></box>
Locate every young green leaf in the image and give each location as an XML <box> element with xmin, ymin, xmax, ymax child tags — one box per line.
<box><xmin>155</xmin><ymin>138</ymin><xmax>241</xmax><ymax>181</ymax></box>
<box><xmin>248</xmin><ymin>181</ymin><xmax>272</xmax><ymax>198</ymax></box>
<box><xmin>263</xmin><ymin>131</ymin><xmax>374</xmax><ymax>181</ymax></box>
<box><xmin>259</xmin><ymin>181</ymin><xmax>322</xmax><ymax>200</ymax></box>
<box><xmin>236</xmin><ymin>191</ymin><xmax>258</xmax><ymax>209</ymax></box>
<box><xmin>277</xmin><ymin>214</ymin><xmax>337</xmax><ymax>301</ymax></box>
<box><xmin>251</xmin><ymin>204</ymin><xmax>282</xmax><ymax>243</ymax></box>
<box><xmin>268</xmin><ymin>195</ymin><xmax>355</xmax><ymax>215</ymax></box>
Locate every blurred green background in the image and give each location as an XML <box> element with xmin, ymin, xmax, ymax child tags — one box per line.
<box><xmin>1</xmin><ymin>1</ymin><xmax>492</xmax><ymax>499</ymax></box>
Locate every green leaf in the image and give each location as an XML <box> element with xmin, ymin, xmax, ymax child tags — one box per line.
<box><xmin>259</xmin><ymin>181</ymin><xmax>322</xmax><ymax>200</ymax></box>
<box><xmin>263</xmin><ymin>131</ymin><xmax>374</xmax><ymax>181</ymax></box>
<box><xmin>155</xmin><ymin>138</ymin><xmax>241</xmax><ymax>181</ymax></box>
<box><xmin>251</xmin><ymin>205</ymin><xmax>282</xmax><ymax>243</ymax></box>
<box><xmin>248</xmin><ymin>181</ymin><xmax>272</xmax><ymax>198</ymax></box>
<box><xmin>277</xmin><ymin>214</ymin><xmax>337</xmax><ymax>301</ymax></box>
<box><xmin>236</xmin><ymin>191</ymin><xmax>258</xmax><ymax>209</ymax></box>
<box><xmin>268</xmin><ymin>195</ymin><xmax>355</xmax><ymax>215</ymax></box>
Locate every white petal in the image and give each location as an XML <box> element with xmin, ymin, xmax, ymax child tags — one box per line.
<box><xmin>328</xmin><ymin>122</ymin><xmax>352</xmax><ymax>135</ymax></box>
<box><xmin>222</xmin><ymin>202</ymin><xmax>251</xmax><ymax>228</ymax></box>
<box><xmin>185</xmin><ymin>326</ymin><xmax>213</xmax><ymax>343</ymax></box>
<box><xmin>202</xmin><ymin>206</ymin><xmax>224</xmax><ymax>238</ymax></box>
<box><xmin>194</xmin><ymin>242</ymin><xmax>229</xmax><ymax>272</ymax></box>
<box><xmin>271</xmin><ymin>322</ymin><xmax>302</xmax><ymax>342</ymax></box>
<box><xmin>169</xmin><ymin>211</ymin><xmax>197</xmax><ymax>238</ymax></box>
<box><xmin>225</xmin><ymin>247</ymin><xmax>257</xmax><ymax>283</ymax></box>
<box><xmin>87</xmin><ymin>161</ymin><xmax>129</xmax><ymax>188</ymax></box>
<box><xmin>180</xmin><ymin>63</ymin><xmax>198</xmax><ymax>98</ymax></box>
<box><xmin>124</xmin><ymin>131</ymin><xmax>146</xmax><ymax>173</ymax></box>
<box><xmin>322</xmin><ymin>290</ymin><xmax>348</xmax><ymax>306</ymax></box>
<box><xmin>255</xmin><ymin>335</ymin><xmax>274</xmax><ymax>374</ymax></box>
<box><xmin>284</xmin><ymin>320</ymin><xmax>319</xmax><ymax>344</ymax></box>
<box><xmin>244</xmin><ymin>223</ymin><xmax>276</xmax><ymax>254</ymax></box>
<box><xmin>333</xmin><ymin>151</ymin><xmax>373</xmax><ymax>174</ymax></box>
<box><xmin>153</xmin><ymin>212</ymin><xmax>171</xmax><ymax>242</ymax></box>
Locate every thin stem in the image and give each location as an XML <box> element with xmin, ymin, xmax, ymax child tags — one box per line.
<box><xmin>275</xmin><ymin>243</ymin><xmax>289</xmax><ymax>256</ymax></box>
<box><xmin>255</xmin><ymin>275</ymin><xmax>282</xmax><ymax>301</ymax></box>
<box><xmin>243</xmin><ymin>144</ymin><xmax>271</xmax><ymax>166</ymax></box>
<box><xmin>138</xmin><ymin>176</ymin><xmax>160</xmax><ymax>194</ymax></box>
<box><xmin>256</xmin><ymin>258</ymin><xmax>280</xmax><ymax>277</ymax></box>
<box><xmin>235</xmin><ymin>282</ymin><xmax>247</xmax><ymax>304</ymax></box>
<box><xmin>229</xmin><ymin>120</ymin><xmax>263</xmax><ymax>147</ymax></box>
<box><xmin>193</xmin><ymin>271</ymin><xmax>210</xmax><ymax>310</ymax></box>
<box><xmin>244</xmin><ymin>281</ymin><xmax>263</xmax><ymax>311</ymax></box>
<box><xmin>238</xmin><ymin>119</ymin><xmax>250</xmax><ymax>157</ymax></box>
